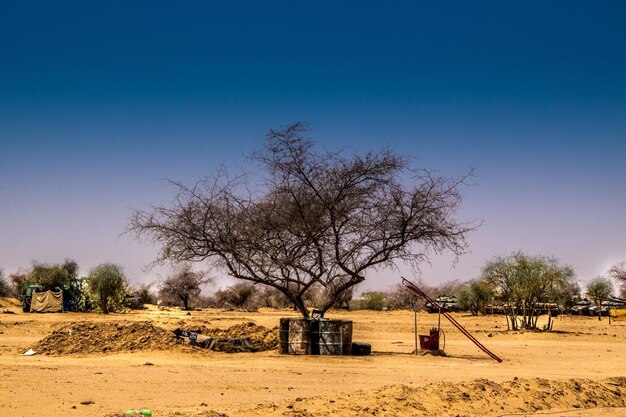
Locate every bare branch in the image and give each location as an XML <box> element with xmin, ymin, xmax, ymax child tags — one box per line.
<box><xmin>129</xmin><ymin>123</ymin><xmax>477</xmax><ymax>317</ymax></box>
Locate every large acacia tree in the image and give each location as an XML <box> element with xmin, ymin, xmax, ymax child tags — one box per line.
<box><xmin>130</xmin><ymin>123</ymin><xmax>474</xmax><ymax>317</ymax></box>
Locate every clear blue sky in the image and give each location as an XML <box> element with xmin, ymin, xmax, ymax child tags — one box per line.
<box><xmin>1</xmin><ymin>1</ymin><xmax>625</xmax><ymax>291</ymax></box>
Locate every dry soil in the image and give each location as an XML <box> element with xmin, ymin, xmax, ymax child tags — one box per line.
<box><xmin>1</xmin><ymin>300</ymin><xmax>625</xmax><ymax>417</ymax></box>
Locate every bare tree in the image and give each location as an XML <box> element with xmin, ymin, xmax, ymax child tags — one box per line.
<box><xmin>609</xmin><ymin>262</ymin><xmax>626</xmax><ymax>297</ymax></box>
<box><xmin>130</xmin><ymin>123</ymin><xmax>475</xmax><ymax>317</ymax></box>
<box><xmin>159</xmin><ymin>264</ymin><xmax>210</xmax><ymax>310</ymax></box>
<box><xmin>586</xmin><ymin>276</ymin><xmax>614</xmax><ymax>320</ymax></box>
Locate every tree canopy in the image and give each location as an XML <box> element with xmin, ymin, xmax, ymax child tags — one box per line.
<box><xmin>30</xmin><ymin>259</ymin><xmax>79</xmax><ymax>291</ymax></box>
<box><xmin>586</xmin><ymin>276</ymin><xmax>614</xmax><ymax>307</ymax></box>
<box><xmin>88</xmin><ymin>263</ymin><xmax>128</xmax><ymax>314</ymax></box>
<box><xmin>609</xmin><ymin>262</ymin><xmax>626</xmax><ymax>297</ymax></box>
<box><xmin>159</xmin><ymin>264</ymin><xmax>209</xmax><ymax>310</ymax></box>
<box><xmin>0</xmin><ymin>269</ymin><xmax>8</xmax><ymax>297</ymax></box>
<box><xmin>130</xmin><ymin>123</ymin><xmax>475</xmax><ymax>317</ymax></box>
<box><xmin>482</xmin><ymin>252</ymin><xmax>575</xmax><ymax>330</ymax></box>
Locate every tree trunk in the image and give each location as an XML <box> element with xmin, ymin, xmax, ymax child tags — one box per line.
<box><xmin>180</xmin><ymin>295</ymin><xmax>190</xmax><ymax>310</ymax></box>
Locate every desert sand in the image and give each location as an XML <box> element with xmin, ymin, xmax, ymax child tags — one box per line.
<box><xmin>1</xmin><ymin>298</ymin><xmax>625</xmax><ymax>417</ymax></box>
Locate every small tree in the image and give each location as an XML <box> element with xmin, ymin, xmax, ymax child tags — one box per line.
<box><xmin>88</xmin><ymin>263</ymin><xmax>128</xmax><ymax>314</ymax></box>
<box><xmin>16</xmin><ymin>259</ymin><xmax>84</xmax><ymax>310</ymax></box>
<box><xmin>159</xmin><ymin>264</ymin><xmax>209</xmax><ymax>310</ymax></box>
<box><xmin>130</xmin><ymin>123</ymin><xmax>475</xmax><ymax>317</ymax></box>
<box><xmin>482</xmin><ymin>252</ymin><xmax>575</xmax><ymax>330</ymax></box>
<box><xmin>457</xmin><ymin>280</ymin><xmax>493</xmax><ymax>315</ymax></box>
<box><xmin>354</xmin><ymin>291</ymin><xmax>388</xmax><ymax>310</ymax></box>
<box><xmin>386</xmin><ymin>282</ymin><xmax>423</xmax><ymax>310</ymax></box>
<box><xmin>30</xmin><ymin>259</ymin><xmax>78</xmax><ymax>290</ymax></box>
<box><xmin>135</xmin><ymin>282</ymin><xmax>157</xmax><ymax>304</ymax></box>
<box><xmin>9</xmin><ymin>272</ymin><xmax>30</xmax><ymax>297</ymax></box>
<box><xmin>608</xmin><ymin>262</ymin><xmax>626</xmax><ymax>298</ymax></box>
<box><xmin>586</xmin><ymin>276</ymin><xmax>613</xmax><ymax>320</ymax></box>
<box><xmin>211</xmin><ymin>283</ymin><xmax>256</xmax><ymax>310</ymax></box>
<box><xmin>0</xmin><ymin>269</ymin><xmax>9</xmax><ymax>297</ymax></box>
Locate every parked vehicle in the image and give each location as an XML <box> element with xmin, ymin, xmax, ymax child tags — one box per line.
<box><xmin>20</xmin><ymin>284</ymin><xmax>44</xmax><ymax>312</ymax></box>
<box><xmin>425</xmin><ymin>295</ymin><xmax>458</xmax><ymax>313</ymax></box>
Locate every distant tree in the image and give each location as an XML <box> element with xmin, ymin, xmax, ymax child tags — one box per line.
<box><xmin>482</xmin><ymin>252</ymin><xmax>576</xmax><ymax>331</ymax></box>
<box><xmin>253</xmin><ymin>286</ymin><xmax>292</xmax><ymax>309</ymax></box>
<box><xmin>608</xmin><ymin>262</ymin><xmax>626</xmax><ymax>298</ymax></box>
<box><xmin>129</xmin><ymin>123</ymin><xmax>475</xmax><ymax>317</ymax></box>
<box><xmin>586</xmin><ymin>276</ymin><xmax>614</xmax><ymax>320</ymax></box>
<box><xmin>609</xmin><ymin>262</ymin><xmax>626</xmax><ymax>281</ymax></box>
<box><xmin>434</xmin><ymin>280</ymin><xmax>467</xmax><ymax>299</ymax></box>
<box><xmin>457</xmin><ymin>280</ymin><xmax>494</xmax><ymax>315</ymax></box>
<box><xmin>15</xmin><ymin>259</ymin><xmax>84</xmax><ymax>310</ymax></box>
<box><xmin>353</xmin><ymin>291</ymin><xmax>388</xmax><ymax>311</ymax></box>
<box><xmin>212</xmin><ymin>283</ymin><xmax>256</xmax><ymax>310</ymax></box>
<box><xmin>8</xmin><ymin>272</ymin><xmax>30</xmax><ymax>297</ymax></box>
<box><xmin>386</xmin><ymin>282</ymin><xmax>423</xmax><ymax>310</ymax></box>
<box><xmin>0</xmin><ymin>269</ymin><xmax>8</xmax><ymax>297</ymax></box>
<box><xmin>556</xmin><ymin>279</ymin><xmax>582</xmax><ymax>310</ymax></box>
<box><xmin>88</xmin><ymin>263</ymin><xmax>129</xmax><ymax>314</ymax></box>
<box><xmin>159</xmin><ymin>264</ymin><xmax>210</xmax><ymax>310</ymax></box>
<box><xmin>135</xmin><ymin>282</ymin><xmax>156</xmax><ymax>304</ymax></box>
<box><xmin>31</xmin><ymin>262</ymin><xmax>69</xmax><ymax>290</ymax></box>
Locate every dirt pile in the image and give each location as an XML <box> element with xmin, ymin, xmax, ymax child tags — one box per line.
<box><xmin>29</xmin><ymin>321</ymin><xmax>278</xmax><ymax>355</ymax></box>
<box><xmin>102</xmin><ymin>377</ymin><xmax>626</xmax><ymax>417</ymax></box>
<box><xmin>189</xmin><ymin>322</ymin><xmax>279</xmax><ymax>351</ymax></box>
<box><xmin>249</xmin><ymin>376</ymin><xmax>626</xmax><ymax>417</ymax></box>
<box><xmin>29</xmin><ymin>321</ymin><xmax>188</xmax><ymax>355</ymax></box>
<box><xmin>0</xmin><ymin>297</ymin><xmax>21</xmax><ymax>310</ymax></box>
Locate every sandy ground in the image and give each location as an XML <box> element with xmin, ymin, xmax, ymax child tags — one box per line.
<box><xmin>1</xmin><ymin>298</ymin><xmax>625</xmax><ymax>417</ymax></box>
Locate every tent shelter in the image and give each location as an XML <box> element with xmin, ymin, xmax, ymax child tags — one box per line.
<box><xmin>30</xmin><ymin>290</ymin><xmax>63</xmax><ymax>313</ymax></box>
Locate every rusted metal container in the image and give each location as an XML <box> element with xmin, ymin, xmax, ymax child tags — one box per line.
<box><xmin>279</xmin><ymin>318</ymin><xmax>353</xmax><ymax>355</ymax></box>
<box><xmin>279</xmin><ymin>318</ymin><xmax>311</xmax><ymax>354</ymax></box>
<box><xmin>317</xmin><ymin>319</ymin><xmax>352</xmax><ymax>355</ymax></box>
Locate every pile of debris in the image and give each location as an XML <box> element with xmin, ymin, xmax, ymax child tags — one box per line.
<box><xmin>29</xmin><ymin>321</ymin><xmax>188</xmax><ymax>355</ymax></box>
<box><xmin>28</xmin><ymin>320</ymin><xmax>279</xmax><ymax>355</ymax></box>
<box><xmin>175</xmin><ymin>322</ymin><xmax>279</xmax><ymax>352</ymax></box>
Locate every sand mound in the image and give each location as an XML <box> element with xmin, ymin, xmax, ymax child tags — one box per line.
<box><xmin>29</xmin><ymin>321</ymin><xmax>188</xmax><ymax>355</ymax></box>
<box><xmin>233</xmin><ymin>376</ymin><xmax>626</xmax><ymax>417</ymax></box>
<box><xmin>29</xmin><ymin>321</ymin><xmax>279</xmax><ymax>355</ymax></box>
<box><xmin>184</xmin><ymin>322</ymin><xmax>279</xmax><ymax>351</ymax></box>
<box><xmin>0</xmin><ymin>297</ymin><xmax>21</xmax><ymax>309</ymax></box>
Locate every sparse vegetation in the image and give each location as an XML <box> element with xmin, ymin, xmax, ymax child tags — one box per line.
<box><xmin>609</xmin><ymin>262</ymin><xmax>626</xmax><ymax>298</ymax></box>
<box><xmin>159</xmin><ymin>264</ymin><xmax>210</xmax><ymax>310</ymax></box>
<box><xmin>210</xmin><ymin>283</ymin><xmax>257</xmax><ymax>311</ymax></box>
<box><xmin>586</xmin><ymin>276</ymin><xmax>614</xmax><ymax>320</ymax></box>
<box><xmin>353</xmin><ymin>291</ymin><xmax>388</xmax><ymax>311</ymax></box>
<box><xmin>135</xmin><ymin>282</ymin><xmax>157</xmax><ymax>305</ymax></box>
<box><xmin>481</xmin><ymin>252</ymin><xmax>576</xmax><ymax>330</ymax></box>
<box><xmin>0</xmin><ymin>268</ymin><xmax>9</xmax><ymax>297</ymax></box>
<box><xmin>87</xmin><ymin>263</ymin><xmax>129</xmax><ymax>314</ymax></box>
<box><xmin>457</xmin><ymin>280</ymin><xmax>494</xmax><ymax>315</ymax></box>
